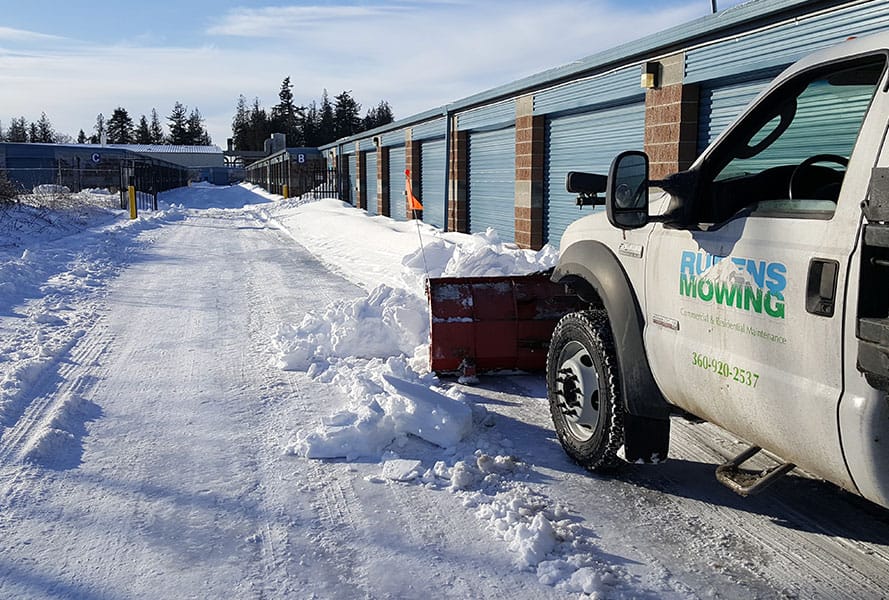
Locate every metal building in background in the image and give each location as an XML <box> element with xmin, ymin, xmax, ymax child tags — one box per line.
<box><xmin>301</xmin><ymin>0</ymin><xmax>889</xmax><ymax>249</ymax></box>
<box><xmin>0</xmin><ymin>142</ymin><xmax>189</xmax><ymax>210</ymax></box>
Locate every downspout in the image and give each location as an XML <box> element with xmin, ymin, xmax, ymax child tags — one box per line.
<box><xmin>443</xmin><ymin>107</ymin><xmax>452</xmax><ymax>232</ymax></box>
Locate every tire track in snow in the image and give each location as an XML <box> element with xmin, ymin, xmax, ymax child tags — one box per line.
<box><xmin>363</xmin><ymin>472</ymin><xmax>520</xmax><ymax>600</ymax></box>
<box><xmin>0</xmin><ymin>314</ymin><xmax>112</xmax><ymax>521</ymax></box>
<box><xmin>237</xmin><ymin>209</ymin><xmax>369</xmax><ymax>598</ymax></box>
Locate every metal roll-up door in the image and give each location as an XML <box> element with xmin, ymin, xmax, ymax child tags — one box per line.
<box><xmin>544</xmin><ymin>102</ymin><xmax>645</xmax><ymax>247</ymax></box>
<box><xmin>388</xmin><ymin>146</ymin><xmax>407</xmax><ymax>220</ymax></box>
<box><xmin>365</xmin><ymin>151</ymin><xmax>378</xmax><ymax>215</ymax></box>
<box><xmin>468</xmin><ymin>127</ymin><xmax>515</xmax><ymax>241</ymax></box>
<box><xmin>346</xmin><ymin>154</ymin><xmax>356</xmax><ymax>205</ymax></box>
<box><xmin>421</xmin><ymin>139</ymin><xmax>447</xmax><ymax>230</ymax></box>
<box><xmin>697</xmin><ymin>77</ymin><xmax>774</xmax><ymax>154</ymax></box>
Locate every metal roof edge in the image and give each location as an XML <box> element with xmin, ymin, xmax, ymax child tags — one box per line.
<box><xmin>320</xmin><ymin>0</ymin><xmax>857</xmax><ymax>151</ymax></box>
<box><xmin>320</xmin><ymin>106</ymin><xmax>448</xmax><ymax>151</ymax></box>
<box><xmin>444</xmin><ymin>0</ymin><xmax>854</xmax><ymax>112</ymax></box>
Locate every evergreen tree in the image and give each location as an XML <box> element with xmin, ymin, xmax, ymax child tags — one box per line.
<box><xmin>186</xmin><ymin>107</ymin><xmax>211</xmax><ymax>145</ymax></box>
<box><xmin>106</xmin><ymin>107</ymin><xmax>134</xmax><ymax>144</ymax></box>
<box><xmin>248</xmin><ymin>97</ymin><xmax>271</xmax><ymax>151</ymax></box>
<box><xmin>319</xmin><ymin>90</ymin><xmax>336</xmax><ymax>144</ymax></box>
<box><xmin>149</xmin><ymin>108</ymin><xmax>165</xmax><ymax>144</ymax></box>
<box><xmin>89</xmin><ymin>113</ymin><xmax>105</xmax><ymax>144</ymax></box>
<box><xmin>77</xmin><ymin>129</ymin><xmax>88</xmax><ymax>144</ymax></box>
<box><xmin>34</xmin><ymin>113</ymin><xmax>55</xmax><ymax>142</ymax></box>
<box><xmin>333</xmin><ymin>90</ymin><xmax>362</xmax><ymax>140</ymax></box>
<box><xmin>231</xmin><ymin>95</ymin><xmax>251</xmax><ymax>150</ymax></box>
<box><xmin>7</xmin><ymin>117</ymin><xmax>27</xmax><ymax>142</ymax></box>
<box><xmin>271</xmin><ymin>76</ymin><xmax>305</xmax><ymax>146</ymax></box>
<box><xmin>135</xmin><ymin>115</ymin><xmax>152</xmax><ymax>144</ymax></box>
<box><xmin>28</xmin><ymin>122</ymin><xmax>39</xmax><ymax>143</ymax></box>
<box><xmin>0</xmin><ymin>121</ymin><xmax>4</xmax><ymax>142</ymax></box>
<box><xmin>302</xmin><ymin>101</ymin><xmax>319</xmax><ymax>146</ymax></box>
<box><xmin>166</xmin><ymin>101</ymin><xmax>189</xmax><ymax>145</ymax></box>
<box><xmin>228</xmin><ymin>86</ymin><xmax>396</xmax><ymax>149</ymax></box>
<box><xmin>363</xmin><ymin>101</ymin><xmax>394</xmax><ymax>131</ymax></box>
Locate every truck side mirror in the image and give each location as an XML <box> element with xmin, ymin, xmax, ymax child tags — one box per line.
<box><xmin>606</xmin><ymin>151</ymin><xmax>650</xmax><ymax>229</ymax></box>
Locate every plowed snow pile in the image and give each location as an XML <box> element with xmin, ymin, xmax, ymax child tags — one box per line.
<box><xmin>263</xmin><ymin>194</ymin><xmax>641</xmax><ymax>594</ymax></box>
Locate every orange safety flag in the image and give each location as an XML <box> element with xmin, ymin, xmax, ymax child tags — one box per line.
<box><xmin>405</xmin><ymin>169</ymin><xmax>423</xmax><ymax>211</ymax></box>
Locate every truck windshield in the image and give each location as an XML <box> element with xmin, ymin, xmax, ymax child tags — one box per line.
<box><xmin>704</xmin><ymin>56</ymin><xmax>885</xmax><ymax>221</ymax></box>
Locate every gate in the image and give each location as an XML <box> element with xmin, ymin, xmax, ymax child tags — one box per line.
<box><xmin>119</xmin><ymin>159</ymin><xmax>189</xmax><ymax>211</ymax></box>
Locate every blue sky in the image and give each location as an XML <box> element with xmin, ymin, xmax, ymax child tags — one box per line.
<box><xmin>0</xmin><ymin>0</ymin><xmax>746</xmax><ymax>145</ymax></box>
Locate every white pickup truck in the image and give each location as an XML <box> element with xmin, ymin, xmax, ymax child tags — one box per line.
<box><xmin>548</xmin><ymin>31</ymin><xmax>889</xmax><ymax>509</ymax></box>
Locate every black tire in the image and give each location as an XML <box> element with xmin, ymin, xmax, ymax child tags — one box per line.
<box><xmin>546</xmin><ymin>310</ymin><xmax>624</xmax><ymax>471</ymax></box>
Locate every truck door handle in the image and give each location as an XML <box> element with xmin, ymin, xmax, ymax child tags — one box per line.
<box><xmin>806</xmin><ymin>258</ymin><xmax>839</xmax><ymax>317</ymax></box>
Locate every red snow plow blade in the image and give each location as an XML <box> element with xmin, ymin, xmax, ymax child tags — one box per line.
<box><xmin>427</xmin><ymin>272</ymin><xmax>585</xmax><ymax>375</ymax></box>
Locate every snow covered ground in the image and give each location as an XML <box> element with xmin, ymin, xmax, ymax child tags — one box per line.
<box><xmin>3</xmin><ymin>183</ymin><xmax>889</xmax><ymax>599</ymax></box>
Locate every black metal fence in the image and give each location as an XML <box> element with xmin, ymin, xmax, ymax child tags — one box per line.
<box><xmin>119</xmin><ymin>160</ymin><xmax>189</xmax><ymax>211</ymax></box>
<box><xmin>1</xmin><ymin>160</ymin><xmax>189</xmax><ymax>212</ymax></box>
<box><xmin>5</xmin><ymin>166</ymin><xmax>121</xmax><ymax>196</ymax></box>
<box><xmin>245</xmin><ymin>160</ymin><xmax>340</xmax><ymax>200</ymax></box>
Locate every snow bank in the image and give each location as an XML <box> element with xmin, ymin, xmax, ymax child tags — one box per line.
<box><xmin>270</xmin><ymin>200</ymin><xmax>558</xmax><ymax>460</ymax></box>
<box><xmin>266</xmin><ymin>194</ymin><xmax>634</xmax><ymax>593</ymax></box>
<box><xmin>274</xmin><ymin>285</ymin><xmax>428</xmax><ymax>370</ymax></box>
<box><xmin>285</xmin><ymin>359</ymin><xmax>473</xmax><ymax>459</ymax></box>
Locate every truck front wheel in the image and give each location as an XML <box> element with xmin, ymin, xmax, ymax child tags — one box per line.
<box><xmin>547</xmin><ymin>311</ymin><xmax>624</xmax><ymax>471</ymax></box>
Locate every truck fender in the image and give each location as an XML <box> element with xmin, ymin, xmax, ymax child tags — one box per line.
<box><xmin>552</xmin><ymin>240</ymin><xmax>671</xmax><ymax>420</ymax></box>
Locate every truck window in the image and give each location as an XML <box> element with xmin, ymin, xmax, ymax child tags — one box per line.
<box><xmin>699</xmin><ymin>56</ymin><xmax>886</xmax><ymax>224</ymax></box>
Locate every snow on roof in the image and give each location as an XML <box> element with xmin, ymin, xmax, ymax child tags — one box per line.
<box><xmin>108</xmin><ymin>144</ymin><xmax>223</xmax><ymax>154</ymax></box>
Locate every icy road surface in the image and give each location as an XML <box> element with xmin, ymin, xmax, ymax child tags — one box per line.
<box><xmin>2</xmin><ymin>183</ymin><xmax>889</xmax><ymax>599</ymax></box>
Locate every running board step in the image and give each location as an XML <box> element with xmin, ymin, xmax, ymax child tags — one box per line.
<box><xmin>715</xmin><ymin>445</ymin><xmax>796</xmax><ymax>497</ymax></box>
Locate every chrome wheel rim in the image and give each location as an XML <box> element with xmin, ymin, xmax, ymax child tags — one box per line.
<box><xmin>555</xmin><ymin>340</ymin><xmax>601</xmax><ymax>441</ymax></box>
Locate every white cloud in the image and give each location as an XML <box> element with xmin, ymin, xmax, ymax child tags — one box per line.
<box><xmin>207</xmin><ymin>5</ymin><xmax>411</xmax><ymax>36</ymax></box>
<box><xmin>0</xmin><ymin>1</ymin><xmax>707</xmax><ymax>145</ymax></box>
<box><xmin>0</xmin><ymin>26</ymin><xmax>70</xmax><ymax>43</ymax></box>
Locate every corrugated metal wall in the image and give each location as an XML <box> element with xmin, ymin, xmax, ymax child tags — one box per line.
<box><xmin>468</xmin><ymin>127</ymin><xmax>516</xmax><ymax>241</ymax></box>
<box><xmin>346</xmin><ymin>153</ymin><xmax>356</xmax><ymax>205</ymax></box>
<box><xmin>316</xmin><ymin>2</ymin><xmax>889</xmax><ymax>244</ymax></box>
<box><xmin>388</xmin><ymin>146</ymin><xmax>407</xmax><ymax>221</ymax></box>
<box><xmin>534</xmin><ymin>66</ymin><xmax>642</xmax><ymax>115</ymax></box>
<box><xmin>459</xmin><ymin>99</ymin><xmax>515</xmax><ymax>131</ymax></box>
<box><xmin>412</xmin><ymin>118</ymin><xmax>447</xmax><ymax>141</ymax></box>
<box><xmin>692</xmin><ymin>2</ymin><xmax>889</xmax><ymax>156</ymax></box>
<box><xmin>365</xmin><ymin>151</ymin><xmax>378</xmax><ymax>215</ymax></box>
<box><xmin>686</xmin><ymin>1</ymin><xmax>889</xmax><ymax>83</ymax></box>
<box><xmin>421</xmin><ymin>138</ymin><xmax>447</xmax><ymax>230</ymax></box>
<box><xmin>716</xmin><ymin>72</ymin><xmax>878</xmax><ymax>179</ymax></box>
<box><xmin>697</xmin><ymin>75</ymin><xmax>776</xmax><ymax>154</ymax></box>
<box><xmin>544</xmin><ymin>102</ymin><xmax>645</xmax><ymax>246</ymax></box>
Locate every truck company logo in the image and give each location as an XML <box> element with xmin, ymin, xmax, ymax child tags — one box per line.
<box><xmin>679</xmin><ymin>250</ymin><xmax>786</xmax><ymax>319</ymax></box>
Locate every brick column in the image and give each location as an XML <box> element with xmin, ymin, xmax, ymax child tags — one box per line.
<box><xmin>644</xmin><ymin>83</ymin><xmax>699</xmax><ymax>180</ymax></box>
<box><xmin>448</xmin><ymin>122</ymin><xmax>468</xmax><ymax>233</ymax></box>
<box><xmin>355</xmin><ymin>142</ymin><xmax>366</xmax><ymax>210</ymax></box>
<box><xmin>405</xmin><ymin>130</ymin><xmax>421</xmax><ymax>219</ymax></box>
<box><xmin>515</xmin><ymin>95</ymin><xmax>545</xmax><ymax>250</ymax></box>
<box><xmin>378</xmin><ymin>144</ymin><xmax>389</xmax><ymax>216</ymax></box>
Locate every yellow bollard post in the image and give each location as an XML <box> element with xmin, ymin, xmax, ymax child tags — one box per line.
<box><xmin>282</xmin><ymin>184</ymin><xmax>289</xmax><ymax>199</ymax></box>
<box><xmin>128</xmin><ymin>185</ymin><xmax>137</xmax><ymax>220</ymax></box>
